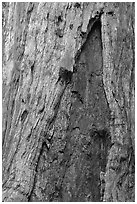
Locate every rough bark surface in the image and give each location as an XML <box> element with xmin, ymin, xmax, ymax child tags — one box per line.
<box><xmin>2</xmin><ymin>2</ymin><xmax>135</xmax><ymax>202</ymax></box>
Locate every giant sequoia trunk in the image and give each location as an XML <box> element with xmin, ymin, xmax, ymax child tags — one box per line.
<box><xmin>2</xmin><ymin>2</ymin><xmax>135</xmax><ymax>202</ymax></box>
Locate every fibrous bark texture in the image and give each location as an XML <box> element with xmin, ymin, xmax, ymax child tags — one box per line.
<box><xmin>2</xmin><ymin>2</ymin><xmax>135</xmax><ymax>202</ymax></box>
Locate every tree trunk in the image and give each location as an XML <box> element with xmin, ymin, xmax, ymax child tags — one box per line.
<box><xmin>2</xmin><ymin>2</ymin><xmax>135</xmax><ymax>202</ymax></box>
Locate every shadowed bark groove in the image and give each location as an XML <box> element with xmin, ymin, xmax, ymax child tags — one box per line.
<box><xmin>2</xmin><ymin>2</ymin><xmax>134</xmax><ymax>202</ymax></box>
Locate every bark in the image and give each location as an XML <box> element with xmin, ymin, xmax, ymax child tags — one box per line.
<box><xmin>2</xmin><ymin>2</ymin><xmax>134</xmax><ymax>202</ymax></box>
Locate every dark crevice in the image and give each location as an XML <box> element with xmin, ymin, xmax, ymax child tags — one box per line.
<box><xmin>106</xmin><ymin>11</ymin><xmax>115</xmax><ymax>16</ymax></box>
<box><xmin>21</xmin><ymin>110</ymin><xmax>28</xmax><ymax>123</ymax></box>
<box><xmin>57</xmin><ymin>67</ymin><xmax>73</xmax><ymax>85</ymax></box>
<box><xmin>68</xmin><ymin>18</ymin><xmax>111</xmax><ymax>202</ymax></box>
<box><xmin>74</xmin><ymin>2</ymin><xmax>81</xmax><ymax>8</ymax></box>
<box><xmin>56</xmin><ymin>14</ymin><xmax>63</xmax><ymax>26</ymax></box>
<box><xmin>74</xmin><ymin>19</ymin><xmax>102</xmax><ymax>66</ymax></box>
<box><xmin>83</xmin><ymin>20</ymin><xmax>102</xmax><ymax>51</ymax></box>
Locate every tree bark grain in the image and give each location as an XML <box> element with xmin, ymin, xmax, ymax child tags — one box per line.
<box><xmin>2</xmin><ymin>2</ymin><xmax>135</xmax><ymax>202</ymax></box>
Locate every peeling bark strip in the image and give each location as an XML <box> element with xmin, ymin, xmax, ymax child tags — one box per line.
<box><xmin>2</xmin><ymin>2</ymin><xmax>134</xmax><ymax>202</ymax></box>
